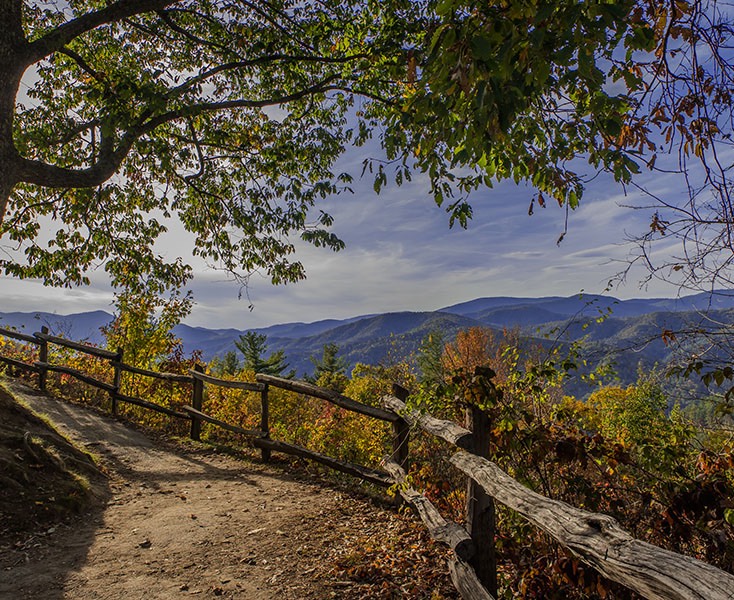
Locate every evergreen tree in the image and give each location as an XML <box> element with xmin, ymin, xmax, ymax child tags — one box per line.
<box><xmin>416</xmin><ymin>330</ymin><xmax>447</xmax><ymax>388</ymax></box>
<box><xmin>310</xmin><ymin>343</ymin><xmax>348</xmax><ymax>379</ymax></box>
<box><xmin>235</xmin><ymin>332</ymin><xmax>293</xmax><ymax>377</ymax></box>
<box><xmin>210</xmin><ymin>351</ymin><xmax>240</xmax><ymax>377</ymax></box>
<box><xmin>307</xmin><ymin>343</ymin><xmax>349</xmax><ymax>391</ymax></box>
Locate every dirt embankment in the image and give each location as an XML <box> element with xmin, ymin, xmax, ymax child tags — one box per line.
<box><xmin>0</xmin><ymin>378</ymin><xmax>457</xmax><ymax>599</ymax></box>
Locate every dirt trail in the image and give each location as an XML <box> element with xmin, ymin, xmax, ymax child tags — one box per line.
<box><xmin>0</xmin><ymin>379</ymin><xmax>456</xmax><ymax>599</ymax></box>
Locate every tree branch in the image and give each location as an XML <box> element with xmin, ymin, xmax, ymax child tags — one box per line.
<box><xmin>140</xmin><ymin>76</ymin><xmax>343</xmax><ymax>135</ymax></box>
<box><xmin>166</xmin><ymin>53</ymin><xmax>370</xmax><ymax>99</ymax></box>
<box><xmin>26</xmin><ymin>0</ymin><xmax>176</xmax><ymax>64</ymax></box>
<box><xmin>57</xmin><ymin>47</ymin><xmax>106</xmax><ymax>85</ymax></box>
<box><xmin>156</xmin><ymin>9</ymin><xmax>234</xmax><ymax>57</ymax></box>
<box><xmin>16</xmin><ymin>77</ymin><xmax>343</xmax><ymax>190</ymax></box>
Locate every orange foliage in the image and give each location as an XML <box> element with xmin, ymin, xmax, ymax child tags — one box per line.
<box><xmin>442</xmin><ymin>327</ymin><xmax>494</xmax><ymax>373</ymax></box>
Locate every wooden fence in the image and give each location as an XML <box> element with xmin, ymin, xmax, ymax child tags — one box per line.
<box><xmin>1</xmin><ymin>325</ymin><xmax>733</xmax><ymax>600</ymax></box>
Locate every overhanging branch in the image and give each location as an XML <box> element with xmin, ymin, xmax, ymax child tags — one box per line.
<box><xmin>26</xmin><ymin>0</ymin><xmax>176</xmax><ymax>65</ymax></box>
<box><xmin>140</xmin><ymin>76</ymin><xmax>343</xmax><ymax>134</ymax></box>
<box><xmin>15</xmin><ymin>76</ymin><xmax>344</xmax><ymax>190</ymax></box>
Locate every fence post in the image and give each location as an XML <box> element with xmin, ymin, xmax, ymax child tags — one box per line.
<box><xmin>190</xmin><ymin>363</ymin><xmax>204</xmax><ymax>441</ymax></box>
<box><xmin>391</xmin><ymin>383</ymin><xmax>410</xmax><ymax>471</ymax></box>
<box><xmin>259</xmin><ymin>383</ymin><xmax>271</xmax><ymax>463</ymax></box>
<box><xmin>110</xmin><ymin>347</ymin><xmax>123</xmax><ymax>416</ymax></box>
<box><xmin>37</xmin><ymin>326</ymin><xmax>49</xmax><ymax>392</ymax></box>
<box><xmin>465</xmin><ymin>403</ymin><xmax>497</xmax><ymax>597</ymax></box>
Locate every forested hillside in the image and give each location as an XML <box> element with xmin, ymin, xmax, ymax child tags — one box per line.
<box><xmin>3</xmin><ymin>291</ymin><xmax>734</xmax><ymax>394</ymax></box>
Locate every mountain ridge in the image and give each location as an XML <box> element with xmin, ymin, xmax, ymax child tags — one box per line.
<box><xmin>2</xmin><ymin>291</ymin><xmax>733</xmax><ymax>384</ymax></box>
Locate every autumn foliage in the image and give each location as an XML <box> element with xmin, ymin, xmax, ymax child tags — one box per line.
<box><xmin>1</xmin><ymin>312</ymin><xmax>733</xmax><ymax>599</ymax></box>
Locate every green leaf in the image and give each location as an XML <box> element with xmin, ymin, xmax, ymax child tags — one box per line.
<box><xmin>471</xmin><ymin>35</ymin><xmax>494</xmax><ymax>61</ymax></box>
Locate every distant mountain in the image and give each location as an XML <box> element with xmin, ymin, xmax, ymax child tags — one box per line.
<box><xmin>2</xmin><ymin>292</ymin><xmax>733</xmax><ymax>390</ymax></box>
<box><xmin>264</xmin><ymin>311</ymin><xmax>483</xmax><ymax>377</ymax></box>
<box><xmin>256</xmin><ymin>316</ymin><xmax>374</xmax><ymax>339</ymax></box>
<box><xmin>0</xmin><ymin>310</ymin><xmax>112</xmax><ymax>345</ymax></box>
<box><xmin>525</xmin><ymin>307</ymin><xmax>734</xmax><ymax>399</ymax></box>
<box><xmin>440</xmin><ymin>290</ymin><xmax>734</xmax><ymax>323</ymax></box>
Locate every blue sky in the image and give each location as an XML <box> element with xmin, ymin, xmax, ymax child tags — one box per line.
<box><xmin>0</xmin><ymin>144</ymin><xmax>690</xmax><ymax>329</ymax></box>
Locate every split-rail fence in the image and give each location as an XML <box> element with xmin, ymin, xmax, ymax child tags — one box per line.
<box><xmin>1</xmin><ymin>325</ymin><xmax>733</xmax><ymax>600</ymax></box>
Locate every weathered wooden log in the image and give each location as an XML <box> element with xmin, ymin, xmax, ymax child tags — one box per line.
<box><xmin>259</xmin><ymin>384</ymin><xmax>271</xmax><ymax>463</ymax></box>
<box><xmin>448</xmin><ymin>557</ymin><xmax>495</xmax><ymax>600</ymax></box>
<box><xmin>190</xmin><ymin>364</ymin><xmax>204</xmax><ymax>441</ymax></box>
<box><xmin>190</xmin><ymin>369</ymin><xmax>264</xmax><ymax>391</ymax></box>
<box><xmin>390</xmin><ymin>384</ymin><xmax>410</xmax><ymax>471</ymax></box>
<box><xmin>464</xmin><ymin>404</ymin><xmax>496</xmax><ymax>597</ymax></box>
<box><xmin>0</xmin><ymin>355</ymin><xmax>40</xmax><ymax>373</ymax></box>
<box><xmin>38</xmin><ymin>327</ymin><xmax>48</xmax><ymax>391</ymax></box>
<box><xmin>450</xmin><ymin>450</ymin><xmax>734</xmax><ymax>600</ymax></box>
<box><xmin>181</xmin><ymin>406</ymin><xmax>263</xmax><ymax>437</ymax></box>
<box><xmin>256</xmin><ymin>373</ymin><xmax>398</xmax><ymax>422</ymax></box>
<box><xmin>0</xmin><ymin>327</ymin><xmax>39</xmax><ymax>344</ymax></box>
<box><xmin>382</xmin><ymin>395</ymin><xmax>474</xmax><ymax>449</ymax></box>
<box><xmin>252</xmin><ymin>437</ymin><xmax>392</xmax><ymax>487</ymax></box>
<box><xmin>35</xmin><ymin>362</ymin><xmax>116</xmax><ymax>393</ymax></box>
<box><xmin>33</xmin><ymin>331</ymin><xmax>118</xmax><ymax>360</ymax></box>
<box><xmin>114</xmin><ymin>393</ymin><xmax>190</xmax><ymax>420</ymax></box>
<box><xmin>121</xmin><ymin>363</ymin><xmax>193</xmax><ymax>383</ymax></box>
<box><xmin>382</xmin><ymin>457</ymin><xmax>493</xmax><ymax>600</ymax></box>
<box><xmin>382</xmin><ymin>458</ymin><xmax>475</xmax><ymax>561</ymax></box>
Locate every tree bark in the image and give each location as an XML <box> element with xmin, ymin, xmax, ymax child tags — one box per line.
<box><xmin>0</xmin><ymin>0</ymin><xmax>27</xmax><ymax>224</ymax></box>
<box><xmin>0</xmin><ymin>170</ymin><xmax>16</xmax><ymax>225</ymax></box>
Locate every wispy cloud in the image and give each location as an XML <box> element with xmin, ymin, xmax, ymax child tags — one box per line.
<box><xmin>1</xmin><ymin>145</ymin><xmax>697</xmax><ymax>328</ymax></box>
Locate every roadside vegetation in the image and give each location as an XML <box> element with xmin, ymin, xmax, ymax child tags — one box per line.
<box><xmin>1</xmin><ymin>289</ymin><xmax>732</xmax><ymax>599</ymax></box>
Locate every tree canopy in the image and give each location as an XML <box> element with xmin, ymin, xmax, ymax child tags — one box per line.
<box><xmin>377</xmin><ymin>0</ymin><xmax>734</xmax><ymax>280</ymax></box>
<box><xmin>2</xmin><ymin>1</ymin><xmax>733</xmax><ymax>293</ymax></box>
<box><xmin>2</xmin><ymin>0</ymin><xmax>422</xmax><ymax>290</ymax></box>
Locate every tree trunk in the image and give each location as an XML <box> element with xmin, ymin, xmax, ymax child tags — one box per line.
<box><xmin>0</xmin><ymin>172</ymin><xmax>14</xmax><ymax>225</ymax></box>
<box><xmin>0</xmin><ymin>0</ymin><xmax>28</xmax><ymax>224</ymax></box>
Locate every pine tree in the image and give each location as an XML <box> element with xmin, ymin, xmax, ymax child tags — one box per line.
<box><xmin>235</xmin><ymin>332</ymin><xmax>293</xmax><ymax>377</ymax></box>
<box><xmin>307</xmin><ymin>343</ymin><xmax>349</xmax><ymax>391</ymax></box>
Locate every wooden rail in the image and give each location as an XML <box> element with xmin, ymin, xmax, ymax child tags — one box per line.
<box><xmin>0</xmin><ymin>327</ymin><xmax>41</xmax><ymax>376</ymax></box>
<box><xmin>254</xmin><ymin>373</ymin><xmax>396</xmax><ymax>485</ymax></box>
<box><xmin>450</xmin><ymin>451</ymin><xmax>734</xmax><ymax>600</ymax></box>
<box><xmin>383</xmin><ymin>394</ymin><xmax>497</xmax><ymax>598</ymax></box>
<box><xmin>2</xmin><ymin>327</ymin><xmax>733</xmax><ymax>600</ymax></box>
<box><xmin>0</xmin><ymin>327</ymin><xmax>192</xmax><ymax>421</ymax></box>
<box><xmin>382</xmin><ymin>455</ymin><xmax>492</xmax><ymax>600</ymax></box>
<box><xmin>256</xmin><ymin>373</ymin><xmax>399</xmax><ymax>422</ymax></box>
<box><xmin>382</xmin><ymin>459</ymin><xmax>492</xmax><ymax>600</ymax></box>
<box><xmin>116</xmin><ymin>393</ymin><xmax>190</xmax><ymax>420</ymax></box>
<box><xmin>34</xmin><ymin>331</ymin><xmax>119</xmax><ymax>360</ymax></box>
<box><xmin>121</xmin><ymin>363</ymin><xmax>192</xmax><ymax>383</ymax></box>
<box><xmin>0</xmin><ymin>326</ymin><xmax>40</xmax><ymax>345</ymax></box>
<box><xmin>253</xmin><ymin>437</ymin><xmax>392</xmax><ymax>487</ymax></box>
<box><xmin>182</xmin><ymin>406</ymin><xmax>263</xmax><ymax>437</ymax></box>
<box><xmin>0</xmin><ymin>355</ymin><xmax>41</xmax><ymax>373</ymax></box>
<box><xmin>190</xmin><ymin>368</ymin><xmax>264</xmax><ymax>391</ymax></box>
<box><xmin>383</xmin><ymin>394</ymin><xmax>473</xmax><ymax>448</ymax></box>
<box><xmin>385</xmin><ymin>395</ymin><xmax>734</xmax><ymax>600</ymax></box>
<box><xmin>35</xmin><ymin>362</ymin><xmax>116</xmax><ymax>393</ymax></box>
